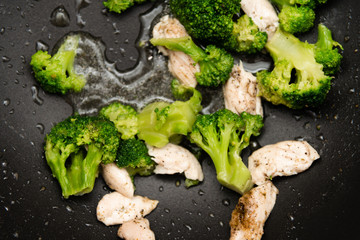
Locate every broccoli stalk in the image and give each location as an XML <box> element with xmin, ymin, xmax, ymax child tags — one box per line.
<box><xmin>103</xmin><ymin>0</ymin><xmax>149</xmax><ymax>14</ymax></box>
<box><xmin>189</xmin><ymin>109</ymin><xmax>263</xmax><ymax>194</ymax></box>
<box><xmin>138</xmin><ymin>81</ymin><xmax>202</xmax><ymax>148</ymax></box>
<box><xmin>150</xmin><ymin>36</ymin><xmax>234</xmax><ymax>87</ymax></box>
<box><xmin>99</xmin><ymin>102</ymin><xmax>139</xmax><ymax>140</ymax></box>
<box><xmin>30</xmin><ymin>35</ymin><xmax>86</xmax><ymax>94</ymax></box>
<box><xmin>257</xmin><ymin>24</ymin><xmax>342</xmax><ymax>109</ymax></box>
<box><xmin>170</xmin><ymin>0</ymin><xmax>267</xmax><ymax>54</ymax></box>
<box><xmin>45</xmin><ymin>115</ymin><xmax>120</xmax><ymax>198</ymax></box>
<box><xmin>116</xmin><ymin>138</ymin><xmax>156</xmax><ymax>178</ymax></box>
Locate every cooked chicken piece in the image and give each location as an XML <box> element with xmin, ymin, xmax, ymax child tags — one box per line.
<box><xmin>249</xmin><ymin>140</ymin><xmax>320</xmax><ymax>185</ymax></box>
<box><xmin>241</xmin><ymin>0</ymin><xmax>279</xmax><ymax>39</ymax></box>
<box><xmin>118</xmin><ymin>218</ymin><xmax>155</xmax><ymax>240</ymax></box>
<box><xmin>223</xmin><ymin>62</ymin><xmax>263</xmax><ymax>117</ymax></box>
<box><xmin>230</xmin><ymin>181</ymin><xmax>278</xmax><ymax>240</ymax></box>
<box><xmin>97</xmin><ymin>192</ymin><xmax>158</xmax><ymax>226</ymax></box>
<box><xmin>147</xmin><ymin>143</ymin><xmax>204</xmax><ymax>182</ymax></box>
<box><xmin>101</xmin><ymin>163</ymin><xmax>134</xmax><ymax>198</ymax></box>
<box><xmin>152</xmin><ymin>15</ymin><xmax>199</xmax><ymax>88</ymax></box>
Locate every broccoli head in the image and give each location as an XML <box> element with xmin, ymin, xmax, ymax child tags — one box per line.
<box><xmin>257</xmin><ymin>25</ymin><xmax>342</xmax><ymax>109</ymax></box>
<box><xmin>271</xmin><ymin>0</ymin><xmax>328</xmax><ymax>34</ymax></box>
<box><xmin>103</xmin><ymin>0</ymin><xmax>148</xmax><ymax>14</ymax></box>
<box><xmin>189</xmin><ymin>109</ymin><xmax>263</xmax><ymax>194</ymax></box>
<box><xmin>170</xmin><ymin>0</ymin><xmax>267</xmax><ymax>54</ymax></box>
<box><xmin>150</xmin><ymin>36</ymin><xmax>234</xmax><ymax>87</ymax></box>
<box><xmin>45</xmin><ymin>115</ymin><xmax>120</xmax><ymax>198</ymax></box>
<box><xmin>138</xmin><ymin>83</ymin><xmax>202</xmax><ymax>148</ymax></box>
<box><xmin>30</xmin><ymin>35</ymin><xmax>86</xmax><ymax>94</ymax></box>
<box><xmin>99</xmin><ymin>102</ymin><xmax>138</xmax><ymax>140</ymax></box>
<box><xmin>314</xmin><ymin>24</ymin><xmax>343</xmax><ymax>76</ymax></box>
<box><xmin>116</xmin><ymin>138</ymin><xmax>156</xmax><ymax>177</ymax></box>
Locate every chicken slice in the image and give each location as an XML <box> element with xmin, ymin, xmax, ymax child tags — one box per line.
<box><xmin>97</xmin><ymin>192</ymin><xmax>159</xmax><ymax>226</ymax></box>
<box><xmin>241</xmin><ymin>0</ymin><xmax>279</xmax><ymax>39</ymax></box>
<box><xmin>230</xmin><ymin>181</ymin><xmax>278</xmax><ymax>240</ymax></box>
<box><xmin>249</xmin><ymin>140</ymin><xmax>320</xmax><ymax>185</ymax></box>
<box><xmin>118</xmin><ymin>218</ymin><xmax>155</xmax><ymax>240</ymax></box>
<box><xmin>152</xmin><ymin>15</ymin><xmax>199</xmax><ymax>88</ymax></box>
<box><xmin>147</xmin><ymin>143</ymin><xmax>204</xmax><ymax>182</ymax></box>
<box><xmin>223</xmin><ymin>62</ymin><xmax>263</xmax><ymax>117</ymax></box>
<box><xmin>101</xmin><ymin>163</ymin><xmax>134</xmax><ymax>198</ymax></box>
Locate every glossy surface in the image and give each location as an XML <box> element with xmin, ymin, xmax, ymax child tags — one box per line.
<box><xmin>0</xmin><ymin>0</ymin><xmax>360</xmax><ymax>239</ymax></box>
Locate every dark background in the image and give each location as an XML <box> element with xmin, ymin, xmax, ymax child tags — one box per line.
<box><xmin>1</xmin><ymin>0</ymin><xmax>359</xmax><ymax>239</ymax></box>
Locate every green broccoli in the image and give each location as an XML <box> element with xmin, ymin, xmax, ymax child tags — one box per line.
<box><xmin>271</xmin><ymin>0</ymin><xmax>328</xmax><ymax>34</ymax></box>
<box><xmin>30</xmin><ymin>35</ymin><xmax>86</xmax><ymax>94</ymax></box>
<box><xmin>315</xmin><ymin>24</ymin><xmax>343</xmax><ymax>76</ymax></box>
<box><xmin>99</xmin><ymin>102</ymin><xmax>138</xmax><ymax>140</ymax></box>
<box><xmin>170</xmin><ymin>0</ymin><xmax>267</xmax><ymax>54</ymax></box>
<box><xmin>150</xmin><ymin>36</ymin><xmax>234</xmax><ymax>87</ymax></box>
<box><xmin>116</xmin><ymin>138</ymin><xmax>156</xmax><ymax>178</ymax></box>
<box><xmin>257</xmin><ymin>24</ymin><xmax>342</xmax><ymax>109</ymax></box>
<box><xmin>45</xmin><ymin>115</ymin><xmax>120</xmax><ymax>198</ymax></box>
<box><xmin>103</xmin><ymin>0</ymin><xmax>148</xmax><ymax>14</ymax></box>
<box><xmin>189</xmin><ymin>109</ymin><xmax>263</xmax><ymax>194</ymax></box>
<box><xmin>138</xmin><ymin>83</ymin><xmax>202</xmax><ymax>148</ymax></box>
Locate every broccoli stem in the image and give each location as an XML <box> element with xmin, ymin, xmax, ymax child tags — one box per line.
<box><xmin>316</xmin><ymin>24</ymin><xmax>343</xmax><ymax>51</ymax></box>
<box><xmin>150</xmin><ymin>37</ymin><xmax>207</xmax><ymax>63</ymax></box>
<box><xmin>81</xmin><ymin>144</ymin><xmax>103</xmax><ymax>194</ymax></box>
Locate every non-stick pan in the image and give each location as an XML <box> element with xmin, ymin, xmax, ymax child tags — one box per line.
<box><xmin>1</xmin><ymin>0</ymin><xmax>359</xmax><ymax>239</ymax></box>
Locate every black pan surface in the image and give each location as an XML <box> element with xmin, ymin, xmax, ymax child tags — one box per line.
<box><xmin>1</xmin><ymin>0</ymin><xmax>360</xmax><ymax>239</ymax></box>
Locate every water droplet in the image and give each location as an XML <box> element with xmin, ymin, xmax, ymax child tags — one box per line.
<box><xmin>198</xmin><ymin>189</ymin><xmax>205</xmax><ymax>196</ymax></box>
<box><xmin>289</xmin><ymin>215</ymin><xmax>295</xmax><ymax>221</ymax></box>
<box><xmin>50</xmin><ymin>6</ymin><xmax>70</xmax><ymax>27</ymax></box>
<box><xmin>35</xmin><ymin>41</ymin><xmax>49</xmax><ymax>51</ymax></box>
<box><xmin>159</xmin><ymin>186</ymin><xmax>164</xmax><ymax>192</ymax></box>
<box><xmin>249</xmin><ymin>141</ymin><xmax>260</xmax><ymax>151</ymax></box>
<box><xmin>164</xmin><ymin>208</ymin><xmax>170</xmax><ymax>213</ymax></box>
<box><xmin>209</xmin><ymin>213</ymin><xmax>215</xmax><ymax>218</ymax></box>
<box><xmin>36</xmin><ymin>123</ymin><xmax>45</xmax><ymax>134</ymax></box>
<box><xmin>75</xmin><ymin>0</ymin><xmax>90</xmax><ymax>28</ymax></box>
<box><xmin>219</xmin><ymin>221</ymin><xmax>224</xmax><ymax>227</ymax></box>
<box><xmin>0</xmin><ymin>27</ymin><xmax>5</xmax><ymax>34</ymax></box>
<box><xmin>9</xmin><ymin>109</ymin><xmax>14</xmax><ymax>114</ymax></box>
<box><xmin>3</xmin><ymin>98</ymin><xmax>10</xmax><ymax>106</ymax></box>
<box><xmin>206</xmin><ymin>226</ymin><xmax>211</xmax><ymax>231</ymax></box>
<box><xmin>65</xmin><ymin>205</ymin><xmax>73</xmax><ymax>212</ymax></box>
<box><xmin>222</xmin><ymin>199</ymin><xmax>230</xmax><ymax>206</ymax></box>
<box><xmin>2</xmin><ymin>56</ymin><xmax>10</xmax><ymax>62</ymax></box>
<box><xmin>317</xmin><ymin>134</ymin><xmax>325</xmax><ymax>141</ymax></box>
<box><xmin>31</xmin><ymin>86</ymin><xmax>44</xmax><ymax>105</ymax></box>
<box><xmin>20</xmin><ymin>55</ymin><xmax>26</xmax><ymax>63</ymax></box>
<box><xmin>295</xmin><ymin>136</ymin><xmax>305</xmax><ymax>141</ymax></box>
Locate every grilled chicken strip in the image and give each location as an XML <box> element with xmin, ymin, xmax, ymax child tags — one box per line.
<box><xmin>241</xmin><ymin>0</ymin><xmax>279</xmax><ymax>39</ymax></box>
<box><xmin>118</xmin><ymin>218</ymin><xmax>155</xmax><ymax>240</ymax></box>
<box><xmin>223</xmin><ymin>62</ymin><xmax>263</xmax><ymax>117</ymax></box>
<box><xmin>249</xmin><ymin>140</ymin><xmax>320</xmax><ymax>185</ymax></box>
<box><xmin>97</xmin><ymin>192</ymin><xmax>158</xmax><ymax>226</ymax></box>
<box><xmin>152</xmin><ymin>15</ymin><xmax>199</xmax><ymax>88</ymax></box>
<box><xmin>101</xmin><ymin>163</ymin><xmax>134</xmax><ymax>198</ymax></box>
<box><xmin>230</xmin><ymin>181</ymin><xmax>278</xmax><ymax>240</ymax></box>
<box><xmin>147</xmin><ymin>143</ymin><xmax>204</xmax><ymax>182</ymax></box>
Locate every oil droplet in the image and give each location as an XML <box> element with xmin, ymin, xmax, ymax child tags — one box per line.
<box><xmin>35</xmin><ymin>41</ymin><xmax>49</xmax><ymax>52</ymax></box>
<box><xmin>3</xmin><ymin>98</ymin><xmax>10</xmax><ymax>106</ymax></box>
<box><xmin>222</xmin><ymin>199</ymin><xmax>230</xmax><ymax>206</ymax></box>
<box><xmin>50</xmin><ymin>6</ymin><xmax>70</xmax><ymax>27</ymax></box>
<box><xmin>31</xmin><ymin>86</ymin><xmax>44</xmax><ymax>105</ymax></box>
<box><xmin>75</xmin><ymin>0</ymin><xmax>90</xmax><ymax>28</ymax></box>
<box><xmin>183</xmin><ymin>224</ymin><xmax>192</xmax><ymax>231</ymax></box>
<box><xmin>164</xmin><ymin>208</ymin><xmax>170</xmax><ymax>213</ymax></box>
<box><xmin>198</xmin><ymin>189</ymin><xmax>205</xmax><ymax>196</ymax></box>
<box><xmin>175</xmin><ymin>180</ymin><xmax>181</xmax><ymax>187</ymax></box>
<box><xmin>317</xmin><ymin>134</ymin><xmax>325</xmax><ymax>141</ymax></box>
<box><xmin>36</xmin><ymin>123</ymin><xmax>45</xmax><ymax>134</ymax></box>
<box><xmin>219</xmin><ymin>221</ymin><xmax>224</xmax><ymax>227</ymax></box>
<box><xmin>40</xmin><ymin>186</ymin><xmax>46</xmax><ymax>191</ymax></box>
<box><xmin>2</xmin><ymin>56</ymin><xmax>10</xmax><ymax>62</ymax></box>
<box><xmin>159</xmin><ymin>186</ymin><xmax>164</xmax><ymax>192</ymax></box>
<box><xmin>65</xmin><ymin>205</ymin><xmax>73</xmax><ymax>212</ymax></box>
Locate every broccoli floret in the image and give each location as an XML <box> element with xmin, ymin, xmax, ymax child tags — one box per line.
<box><xmin>189</xmin><ymin>109</ymin><xmax>263</xmax><ymax>194</ymax></box>
<box><xmin>224</xmin><ymin>15</ymin><xmax>268</xmax><ymax>54</ymax></box>
<box><xmin>271</xmin><ymin>0</ymin><xmax>328</xmax><ymax>34</ymax></box>
<box><xmin>103</xmin><ymin>0</ymin><xmax>148</xmax><ymax>14</ymax></box>
<box><xmin>30</xmin><ymin>35</ymin><xmax>86</xmax><ymax>94</ymax></box>
<box><xmin>138</xmin><ymin>84</ymin><xmax>202</xmax><ymax>148</ymax></box>
<box><xmin>170</xmin><ymin>0</ymin><xmax>267</xmax><ymax>54</ymax></box>
<box><xmin>314</xmin><ymin>24</ymin><xmax>343</xmax><ymax>76</ymax></box>
<box><xmin>99</xmin><ymin>102</ymin><xmax>138</xmax><ymax>140</ymax></box>
<box><xmin>116</xmin><ymin>138</ymin><xmax>156</xmax><ymax>177</ymax></box>
<box><xmin>45</xmin><ymin>115</ymin><xmax>120</xmax><ymax>198</ymax></box>
<box><xmin>150</xmin><ymin>36</ymin><xmax>234</xmax><ymax>87</ymax></box>
<box><xmin>257</xmin><ymin>25</ymin><xmax>342</xmax><ymax>109</ymax></box>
